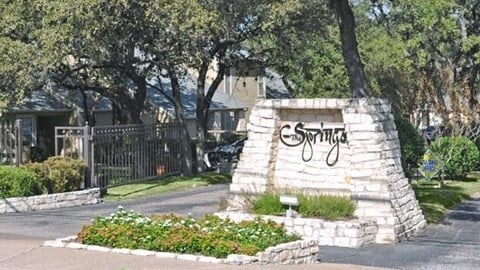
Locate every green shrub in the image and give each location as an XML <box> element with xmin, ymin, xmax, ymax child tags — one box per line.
<box><xmin>23</xmin><ymin>156</ymin><xmax>84</xmax><ymax>194</ymax></box>
<box><xmin>251</xmin><ymin>193</ymin><xmax>286</xmax><ymax>215</ymax></box>
<box><xmin>251</xmin><ymin>193</ymin><xmax>356</xmax><ymax>220</ymax></box>
<box><xmin>23</xmin><ymin>162</ymin><xmax>52</xmax><ymax>194</ymax></box>
<box><xmin>0</xmin><ymin>166</ymin><xmax>42</xmax><ymax>198</ymax></box>
<box><xmin>78</xmin><ymin>208</ymin><xmax>299</xmax><ymax>258</ymax></box>
<box><xmin>394</xmin><ymin>113</ymin><xmax>425</xmax><ymax>176</ymax></box>
<box><xmin>428</xmin><ymin>136</ymin><xmax>480</xmax><ymax>179</ymax></box>
<box><xmin>298</xmin><ymin>195</ymin><xmax>356</xmax><ymax>220</ymax></box>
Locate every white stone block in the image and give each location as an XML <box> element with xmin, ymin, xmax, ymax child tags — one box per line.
<box><xmin>131</xmin><ymin>249</ymin><xmax>156</xmax><ymax>256</ymax></box>
<box><xmin>177</xmin><ymin>254</ymin><xmax>199</xmax><ymax>261</ymax></box>
<box><xmin>257</xmin><ymin>108</ymin><xmax>274</xmax><ymax>118</ymax></box>
<box><xmin>281</xmin><ymin>99</ymin><xmax>292</xmax><ymax>107</ymax></box>
<box><xmin>343</xmin><ymin>228</ymin><xmax>360</xmax><ymax>238</ymax></box>
<box><xmin>43</xmin><ymin>241</ymin><xmax>66</xmax><ymax>248</ymax></box>
<box><xmin>318</xmin><ymin>237</ymin><xmax>334</xmax><ymax>246</ymax></box>
<box><xmin>334</xmin><ymin>237</ymin><xmax>351</xmax><ymax>247</ymax></box>
<box><xmin>111</xmin><ymin>248</ymin><xmax>131</xmax><ymax>254</ymax></box>
<box><xmin>86</xmin><ymin>245</ymin><xmax>111</xmax><ymax>252</ymax></box>
<box><xmin>293</xmin><ymin>226</ymin><xmax>304</xmax><ymax>235</ymax></box>
<box><xmin>198</xmin><ymin>256</ymin><xmax>223</xmax><ymax>264</ymax></box>
<box><xmin>156</xmin><ymin>252</ymin><xmax>177</xmax><ymax>259</ymax></box>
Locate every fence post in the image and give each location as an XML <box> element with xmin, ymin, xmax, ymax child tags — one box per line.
<box><xmin>90</xmin><ymin>126</ymin><xmax>99</xmax><ymax>192</ymax></box>
<box><xmin>82</xmin><ymin>123</ymin><xmax>91</xmax><ymax>189</ymax></box>
<box><xmin>15</xmin><ymin>119</ymin><xmax>22</xmax><ymax>167</ymax></box>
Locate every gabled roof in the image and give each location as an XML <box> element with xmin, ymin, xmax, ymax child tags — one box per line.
<box><xmin>7</xmin><ymin>91</ymin><xmax>71</xmax><ymax>114</ymax></box>
<box><xmin>146</xmin><ymin>75</ymin><xmax>247</xmax><ymax>119</ymax></box>
<box><xmin>265</xmin><ymin>69</ymin><xmax>292</xmax><ymax>99</ymax></box>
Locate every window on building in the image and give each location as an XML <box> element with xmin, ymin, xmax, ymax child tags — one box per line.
<box><xmin>16</xmin><ymin>115</ymin><xmax>36</xmax><ymax>146</ymax></box>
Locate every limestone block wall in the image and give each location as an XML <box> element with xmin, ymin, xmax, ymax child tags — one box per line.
<box><xmin>215</xmin><ymin>212</ymin><xmax>378</xmax><ymax>248</ymax></box>
<box><xmin>0</xmin><ymin>188</ymin><xmax>100</xmax><ymax>213</ymax></box>
<box><xmin>228</xmin><ymin>98</ymin><xmax>426</xmax><ymax>244</ymax></box>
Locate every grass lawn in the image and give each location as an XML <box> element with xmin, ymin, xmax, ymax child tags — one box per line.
<box><xmin>103</xmin><ymin>169</ymin><xmax>480</xmax><ymax>224</ymax></box>
<box><xmin>103</xmin><ymin>172</ymin><xmax>231</xmax><ymax>201</ymax></box>
<box><xmin>412</xmin><ymin>171</ymin><xmax>480</xmax><ymax>224</ymax></box>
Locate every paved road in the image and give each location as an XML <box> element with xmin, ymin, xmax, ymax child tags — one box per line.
<box><xmin>0</xmin><ymin>184</ymin><xmax>386</xmax><ymax>270</ymax></box>
<box><xmin>1</xmin><ymin>184</ymin><xmax>480</xmax><ymax>269</ymax></box>
<box><xmin>0</xmin><ymin>184</ymin><xmax>229</xmax><ymax>239</ymax></box>
<box><xmin>319</xmin><ymin>195</ymin><xmax>480</xmax><ymax>270</ymax></box>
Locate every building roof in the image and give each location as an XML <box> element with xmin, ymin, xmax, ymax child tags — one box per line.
<box><xmin>7</xmin><ymin>68</ymin><xmax>273</xmax><ymax>117</ymax></box>
<box><xmin>265</xmin><ymin>69</ymin><xmax>292</xmax><ymax>99</ymax></box>
<box><xmin>146</xmin><ymin>75</ymin><xmax>247</xmax><ymax>118</ymax></box>
<box><xmin>7</xmin><ymin>91</ymin><xmax>71</xmax><ymax>114</ymax></box>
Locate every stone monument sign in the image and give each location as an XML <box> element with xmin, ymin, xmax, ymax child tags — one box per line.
<box><xmin>228</xmin><ymin>98</ymin><xmax>426</xmax><ymax>244</ymax></box>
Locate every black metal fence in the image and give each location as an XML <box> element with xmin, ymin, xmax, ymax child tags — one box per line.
<box><xmin>55</xmin><ymin>122</ymin><xmax>182</xmax><ymax>189</ymax></box>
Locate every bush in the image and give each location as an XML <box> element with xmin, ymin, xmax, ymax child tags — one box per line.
<box><xmin>23</xmin><ymin>156</ymin><xmax>84</xmax><ymax>193</ymax></box>
<box><xmin>78</xmin><ymin>207</ymin><xmax>299</xmax><ymax>258</ymax></box>
<box><xmin>428</xmin><ymin>136</ymin><xmax>479</xmax><ymax>179</ymax></box>
<box><xmin>394</xmin><ymin>113</ymin><xmax>425</xmax><ymax>176</ymax></box>
<box><xmin>251</xmin><ymin>193</ymin><xmax>356</xmax><ymax>220</ymax></box>
<box><xmin>0</xmin><ymin>166</ymin><xmax>42</xmax><ymax>198</ymax></box>
<box><xmin>298</xmin><ymin>195</ymin><xmax>356</xmax><ymax>220</ymax></box>
<box><xmin>23</xmin><ymin>162</ymin><xmax>52</xmax><ymax>194</ymax></box>
<box><xmin>251</xmin><ymin>193</ymin><xmax>286</xmax><ymax>215</ymax></box>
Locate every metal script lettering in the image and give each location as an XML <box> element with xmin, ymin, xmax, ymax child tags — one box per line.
<box><xmin>279</xmin><ymin>122</ymin><xmax>348</xmax><ymax>166</ymax></box>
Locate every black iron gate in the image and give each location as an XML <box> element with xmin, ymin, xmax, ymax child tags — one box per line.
<box><xmin>55</xmin><ymin>122</ymin><xmax>182</xmax><ymax>189</ymax></box>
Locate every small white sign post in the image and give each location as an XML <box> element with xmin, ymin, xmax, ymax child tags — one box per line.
<box><xmin>279</xmin><ymin>195</ymin><xmax>299</xmax><ymax>218</ymax></box>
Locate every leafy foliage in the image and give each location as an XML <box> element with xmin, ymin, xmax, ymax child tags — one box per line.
<box><xmin>0</xmin><ymin>166</ymin><xmax>42</xmax><ymax>198</ymax></box>
<box><xmin>78</xmin><ymin>207</ymin><xmax>299</xmax><ymax>258</ymax></box>
<box><xmin>428</xmin><ymin>136</ymin><xmax>480</xmax><ymax>179</ymax></box>
<box><xmin>394</xmin><ymin>113</ymin><xmax>425</xmax><ymax>176</ymax></box>
<box><xmin>251</xmin><ymin>193</ymin><xmax>286</xmax><ymax>216</ymax></box>
<box><xmin>23</xmin><ymin>156</ymin><xmax>84</xmax><ymax>193</ymax></box>
<box><xmin>251</xmin><ymin>193</ymin><xmax>356</xmax><ymax>220</ymax></box>
<box><xmin>298</xmin><ymin>194</ymin><xmax>356</xmax><ymax>220</ymax></box>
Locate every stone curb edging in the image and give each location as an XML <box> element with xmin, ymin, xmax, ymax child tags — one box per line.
<box><xmin>215</xmin><ymin>211</ymin><xmax>377</xmax><ymax>248</ymax></box>
<box><xmin>0</xmin><ymin>189</ymin><xmax>100</xmax><ymax>214</ymax></box>
<box><xmin>43</xmin><ymin>236</ymin><xmax>319</xmax><ymax>265</ymax></box>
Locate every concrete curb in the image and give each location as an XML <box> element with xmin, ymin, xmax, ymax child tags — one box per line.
<box><xmin>43</xmin><ymin>236</ymin><xmax>319</xmax><ymax>265</ymax></box>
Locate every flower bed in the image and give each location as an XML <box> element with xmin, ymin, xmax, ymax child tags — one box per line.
<box><xmin>44</xmin><ymin>236</ymin><xmax>319</xmax><ymax>265</ymax></box>
<box><xmin>77</xmin><ymin>207</ymin><xmax>304</xmax><ymax>260</ymax></box>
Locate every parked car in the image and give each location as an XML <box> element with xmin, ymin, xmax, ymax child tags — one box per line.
<box><xmin>203</xmin><ymin>137</ymin><xmax>246</xmax><ymax>170</ymax></box>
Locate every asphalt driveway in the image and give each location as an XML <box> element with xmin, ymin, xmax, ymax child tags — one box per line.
<box><xmin>318</xmin><ymin>195</ymin><xmax>480</xmax><ymax>270</ymax></box>
<box><xmin>0</xmin><ymin>184</ymin><xmax>229</xmax><ymax>239</ymax></box>
<box><xmin>1</xmin><ymin>184</ymin><xmax>479</xmax><ymax>269</ymax></box>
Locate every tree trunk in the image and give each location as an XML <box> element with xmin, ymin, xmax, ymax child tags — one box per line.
<box><xmin>331</xmin><ymin>0</ymin><xmax>370</xmax><ymax>98</ymax></box>
<box><xmin>167</xmin><ymin>65</ymin><xmax>193</xmax><ymax>176</ymax></box>
<box><xmin>126</xmin><ymin>77</ymin><xmax>147</xmax><ymax>124</ymax></box>
<box><xmin>195</xmin><ymin>63</ymin><xmax>209</xmax><ymax>173</ymax></box>
<box><xmin>112</xmin><ymin>100</ymin><xmax>129</xmax><ymax>125</ymax></box>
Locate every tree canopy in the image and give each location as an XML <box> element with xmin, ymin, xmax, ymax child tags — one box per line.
<box><xmin>3</xmin><ymin>0</ymin><xmax>480</xmax><ymax>169</ymax></box>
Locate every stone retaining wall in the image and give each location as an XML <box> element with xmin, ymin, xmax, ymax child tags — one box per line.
<box><xmin>0</xmin><ymin>188</ymin><xmax>100</xmax><ymax>213</ymax></box>
<box><xmin>215</xmin><ymin>212</ymin><xmax>377</xmax><ymax>248</ymax></box>
<box><xmin>228</xmin><ymin>98</ymin><xmax>427</xmax><ymax>243</ymax></box>
<box><xmin>44</xmin><ymin>236</ymin><xmax>319</xmax><ymax>265</ymax></box>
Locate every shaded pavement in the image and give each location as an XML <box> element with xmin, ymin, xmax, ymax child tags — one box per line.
<box><xmin>1</xmin><ymin>184</ymin><xmax>479</xmax><ymax>269</ymax></box>
<box><xmin>0</xmin><ymin>184</ymin><xmax>385</xmax><ymax>270</ymax></box>
<box><xmin>318</xmin><ymin>195</ymin><xmax>480</xmax><ymax>269</ymax></box>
